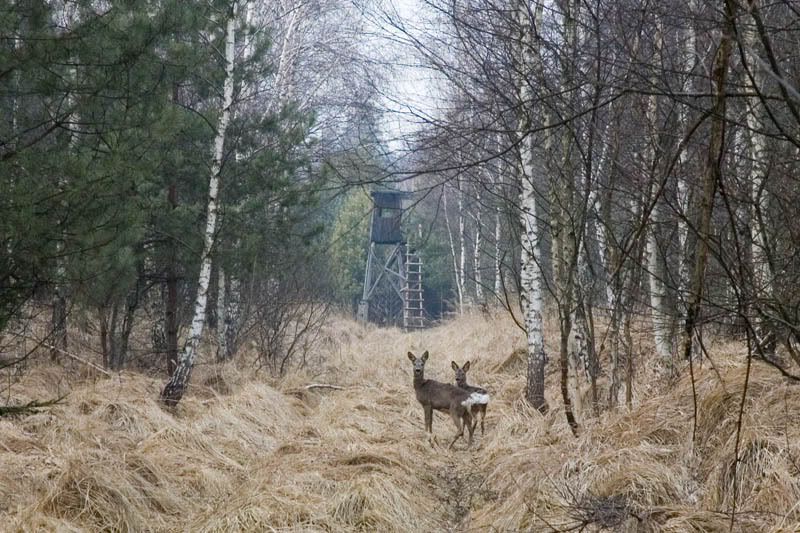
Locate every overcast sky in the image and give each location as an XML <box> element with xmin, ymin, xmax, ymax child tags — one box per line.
<box><xmin>363</xmin><ymin>0</ymin><xmax>445</xmax><ymax>154</ymax></box>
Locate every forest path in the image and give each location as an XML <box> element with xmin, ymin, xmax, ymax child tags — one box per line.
<box><xmin>426</xmin><ymin>429</ymin><xmax>495</xmax><ymax>532</ymax></box>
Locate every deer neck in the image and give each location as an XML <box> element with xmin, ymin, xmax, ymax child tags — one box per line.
<box><xmin>413</xmin><ymin>373</ymin><xmax>426</xmax><ymax>390</ymax></box>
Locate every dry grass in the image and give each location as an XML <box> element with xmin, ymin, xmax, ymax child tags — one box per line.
<box><xmin>1</xmin><ymin>312</ymin><xmax>800</xmax><ymax>532</ymax></box>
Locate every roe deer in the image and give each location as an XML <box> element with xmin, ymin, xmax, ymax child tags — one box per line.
<box><xmin>407</xmin><ymin>351</ymin><xmax>489</xmax><ymax>448</ymax></box>
<box><xmin>451</xmin><ymin>360</ymin><xmax>490</xmax><ymax>434</ymax></box>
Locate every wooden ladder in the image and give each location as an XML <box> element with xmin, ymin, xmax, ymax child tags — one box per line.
<box><xmin>403</xmin><ymin>249</ymin><xmax>424</xmax><ymax>330</ymax></box>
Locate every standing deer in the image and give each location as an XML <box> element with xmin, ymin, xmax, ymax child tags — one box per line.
<box><xmin>407</xmin><ymin>351</ymin><xmax>488</xmax><ymax>448</ymax></box>
<box><xmin>451</xmin><ymin>360</ymin><xmax>490</xmax><ymax>434</ymax></box>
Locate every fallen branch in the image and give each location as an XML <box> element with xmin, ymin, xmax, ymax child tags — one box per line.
<box><xmin>303</xmin><ymin>383</ymin><xmax>345</xmax><ymax>391</ymax></box>
<box><xmin>0</xmin><ymin>395</ymin><xmax>68</xmax><ymax>418</ymax></box>
<box><xmin>14</xmin><ymin>335</ymin><xmax>112</xmax><ymax>377</ymax></box>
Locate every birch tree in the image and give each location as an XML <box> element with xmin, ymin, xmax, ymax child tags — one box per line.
<box><xmin>643</xmin><ymin>19</ymin><xmax>673</xmax><ymax>364</ymax></box>
<box><xmin>443</xmin><ymin>180</ymin><xmax>466</xmax><ymax>314</ymax></box>
<box><xmin>162</xmin><ymin>2</ymin><xmax>238</xmax><ymax>405</ymax></box>
<box><xmin>743</xmin><ymin>4</ymin><xmax>775</xmax><ymax>357</ymax></box>
<box><xmin>518</xmin><ymin>0</ymin><xmax>548</xmax><ymax>413</ymax></box>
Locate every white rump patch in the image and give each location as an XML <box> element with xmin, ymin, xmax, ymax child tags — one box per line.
<box><xmin>462</xmin><ymin>392</ymin><xmax>490</xmax><ymax>407</ymax></box>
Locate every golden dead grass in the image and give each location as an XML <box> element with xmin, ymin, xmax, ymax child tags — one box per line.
<box><xmin>1</xmin><ymin>312</ymin><xmax>800</xmax><ymax>532</ymax></box>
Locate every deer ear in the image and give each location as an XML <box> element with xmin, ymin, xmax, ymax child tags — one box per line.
<box><xmin>407</xmin><ymin>351</ymin><xmax>416</xmax><ymax>361</ymax></box>
<box><xmin>463</xmin><ymin>361</ymin><xmax>471</xmax><ymax>371</ymax></box>
<box><xmin>421</xmin><ymin>351</ymin><xmax>429</xmax><ymax>362</ymax></box>
<box><xmin>451</xmin><ymin>361</ymin><xmax>458</xmax><ymax>371</ymax></box>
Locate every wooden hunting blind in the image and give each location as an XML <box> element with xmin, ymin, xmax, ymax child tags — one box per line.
<box><xmin>357</xmin><ymin>191</ymin><xmax>424</xmax><ymax>329</ymax></box>
<box><xmin>370</xmin><ymin>191</ymin><xmax>404</xmax><ymax>244</ymax></box>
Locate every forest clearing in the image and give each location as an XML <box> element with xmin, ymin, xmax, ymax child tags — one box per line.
<box><xmin>4</xmin><ymin>0</ymin><xmax>800</xmax><ymax>531</ymax></box>
<box><xmin>2</xmin><ymin>313</ymin><xmax>799</xmax><ymax>532</ymax></box>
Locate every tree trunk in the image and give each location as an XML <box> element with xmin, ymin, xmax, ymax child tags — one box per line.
<box><xmin>644</xmin><ymin>19</ymin><xmax>673</xmax><ymax>364</ymax></box>
<box><xmin>162</xmin><ymin>4</ymin><xmax>237</xmax><ymax>405</ymax></box>
<box><xmin>150</xmin><ymin>283</ymin><xmax>168</xmax><ymax>366</ymax></box>
<box><xmin>681</xmin><ymin>0</ymin><xmax>735</xmax><ymax>362</ymax></box>
<box><xmin>519</xmin><ymin>0</ymin><xmax>548</xmax><ymax>414</ymax></box>
<box><xmin>494</xmin><ymin>207</ymin><xmax>502</xmax><ymax>298</ymax></box>
<box><xmin>745</xmin><ymin>12</ymin><xmax>775</xmax><ymax>357</ymax></box>
<box><xmin>50</xmin><ymin>290</ymin><xmax>67</xmax><ymax>361</ymax></box>
<box><xmin>165</xmin><ymin>184</ymin><xmax>179</xmax><ymax>375</ymax></box>
<box><xmin>493</xmin><ymin>147</ymin><xmax>504</xmax><ymax>300</ymax></box>
<box><xmin>458</xmin><ymin>178</ymin><xmax>467</xmax><ymax>311</ymax></box>
<box><xmin>217</xmin><ymin>268</ymin><xmax>240</xmax><ymax>361</ymax></box>
<box><xmin>676</xmin><ymin>0</ymin><xmax>698</xmax><ymax>319</ymax></box>
<box><xmin>216</xmin><ymin>266</ymin><xmax>228</xmax><ymax>361</ymax></box>
<box><xmin>473</xmin><ymin>186</ymin><xmax>483</xmax><ymax>304</ymax></box>
<box><xmin>443</xmin><ymin>185</ymin><xmax>464</xmax><ymax>315</ymax></box>
<box><xmin>554</xmin><ymin>0</ymin><xmax>581</xmax><ymax>436</ymax></box>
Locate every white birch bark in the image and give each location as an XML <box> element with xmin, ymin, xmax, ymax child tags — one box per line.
<box><xmin>493</xmin><ymin>137</ymin><xmax>504</xmax><ymax>298</ymax></box>
<box><xmin>443</xmin><ymin>186</ymin><xmax>464</xmax><ymax>315</ymax></box>
<box><xmin>162</xmin><ymin>3</ymin><xmax>237</xmax><ymax>404</ymax></box>
<box><xmin>590</xmin><ymin>122</ymin><xmax>614</xmax><ymax>309</ymax></box>
<box><xmin>744</xmin><ymin>11</ymin><xmax>774</xmax><ymax>353</ymax></box>
<box><xmin>644</xmin><ymin>20</ymin><xmax>672</xmax><ymax>362</ymax></box>
<box><xmin>270</xmin><ymin>0</ymin><xmax>303</xmax><ymax>112</ymax></box>
<box><xmin>494</xmin><ymin>206</ymin><xmax>502</xmax><ymax>297</ymax></box>
<box><xmin>519</xmin><ymin>0</ymin><xmax>548</xmax><ymax>413</ymax></box>
<box><xmin>473</xmin><ymin>183</ymin><xmax>483</xmax><ymax>304</ymax></box>
<box><xmin>458</xmin><ymin>178</ymin><xmax>467</xmax><ymax>311</ymax></box>
<box><xmin>676</xmin><ymin>0</ymin><xmax>698</xmax><ymax>315</ymax></box>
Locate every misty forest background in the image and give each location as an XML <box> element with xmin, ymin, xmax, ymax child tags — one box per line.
<box><xmin>3</xmin><ymin>0</ymin><xmax>800</xmax><ymax>527</ymax></box>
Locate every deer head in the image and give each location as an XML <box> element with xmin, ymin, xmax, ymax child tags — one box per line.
<box><xmin>451</xmin><ymin>360</ymin><xmax>471</xmax><ymax>387</ymax></box>
<box><xmin>408</xmin><ymin>350</ymin><xmax>429</xmax><ymax>379</ymax></box>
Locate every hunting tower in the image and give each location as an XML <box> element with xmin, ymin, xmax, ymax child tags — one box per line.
<box><xmin>357</xmin><ymin>191</ymin><xmax>424</xmax><ymax>329</ymax></box>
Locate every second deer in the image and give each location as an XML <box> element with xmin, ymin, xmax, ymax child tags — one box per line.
<box><xmin>451</xmin><ymin>360</ymin><xmax>490</xmax><ymax>434</ymax></box>
<box><xmin>407</xmin><ymin>351</ymin><xmax>489</xmax><ymax>448</ymax></box>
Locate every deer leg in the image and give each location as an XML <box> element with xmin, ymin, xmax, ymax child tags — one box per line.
<box><xmin>424</xmin><ymin>405</ymin><xmax>433</xmax><ymax>433</ymax></box>
<box><xmin>423</xmin><ymin>405</ymin><xmax>437</xmax><ymax>447</ymax></box>
<box><xmin>448</xmin><ymin>410</ymin><xmax>465</xmax><ymax>449</ymax></box>
<box><xmin>464</xmin><ymin>410</ymin><xmax>474</xmax><ymax>446</ymax></box>
<box><xmin>479</xmin><ymin>405</ymin><xmax>486</xmax><ymax>434</ymax></box>
<box><xmin>425</xmin><ymin>405</ymin><xmax>433</xmax><ymax>433</ymax></box>
<box><xmin>470</xmin><ymin>406</ymin><xmax>479</xmax><ymax>433</ymax></box>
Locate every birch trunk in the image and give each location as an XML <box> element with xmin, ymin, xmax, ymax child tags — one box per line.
<box><xmin>493</xmin><ymin>143</ymin><xmax>504</xmax><ymax>299</ymax></box>
<box><xmin>520</xmin><ymin>144</ymin><xmax>548</xmax><ymax>413</ymax></box>
<box><xmin>646</xmin><ymin>181</ymin><xmax>672</xmax><ymax>364</ymax></box>
<box><xmin>494</xmin><ymin>208</ymin><xmax>502</xmax><ymax>297</ymax></box>
<box><xmin>744</xmin><ymin>10</ymin><xmax>775</xmax><ymax>355</ymax></box>
<box><xmin>458</xmin><ymin>179</ymin><xmax>467</xmax><ymax>311</ymax></box>
<box><xmin>519</xmin><ymin>0</ymin><xmax>548</xmax><ymax>414</ymax></box>
<box><xmin>443</xmin><ymin>186</ymin><xmax>464</xmax><ymax>315</ymax></box>
<box><xmin>590</xmin><ymin>123</ymin><xmax>614</xmax><ymax>309</ymax></box>
<box><xmin>644</xmin><ymin>19</ymin><xmax>673</xmax><ymax>364</ymax></box>
<box><xmin>270</xmin><ymin>0</ymin><xmax>302</xmax><ymax>113</ymax></box>
<box><xmin>162</xmin><ymin>4</ymin><xmax>237</xmax><ymax>405</ymax></box>
<box><xmin>473</xmin><ymin>185</ymin><xmax>483</xmax><ymax>304</ymax></box>
<box><xmin>554</xmin><ymin>0</ymin><xmax>581</xmax><ymax>435</ymax></box>
<box><xmin>676</xmin><ymin>0</ymin><xmax>698</xmax><ymax>352</ymax></box>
